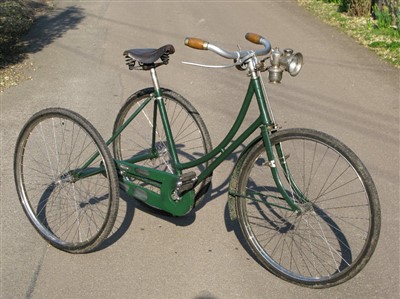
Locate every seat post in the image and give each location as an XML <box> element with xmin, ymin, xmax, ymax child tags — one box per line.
<box><xmin>150</xmin><ymin>67</ymin><xmax>162</xmax><ymax>97</ymax></box>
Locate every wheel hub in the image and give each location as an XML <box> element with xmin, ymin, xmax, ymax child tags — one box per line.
<box><xmin>55</xmin><ymin>172</ymin><xmax>74</xmax><ymax>186</ymax></box>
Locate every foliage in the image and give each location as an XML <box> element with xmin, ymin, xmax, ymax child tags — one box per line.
<box><xmin>369</xmin><ymin>40</ymin><xmax>400</xmax><ymax>48</ymax></box>
<box><xmin>0</xmin><ymin>0</ymin><xmax>34</xmax><ymax>66</ymax></box>
<box><xmin>372</xmin><ymin>3</ymin><xmax>400</xmax><ymax>38</ymax></box>
<box><xmin>374</xmin><ymin>4</ymin><xmax>393</xmax><ymax>28</ymax></box>
<box><xmin>299</xmin><ymin>0</ymin><xmax>400</xmax><ymax>67</ymax></box>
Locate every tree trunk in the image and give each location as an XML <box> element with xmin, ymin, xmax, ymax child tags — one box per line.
<box><xmin>349</xmin><ymin>0</ymin><xmax>372</xmax><ymax>16</ymax></box>
<box><xmin>387</xmin><ymin>0</ymin><xmax>399</xmax><ymax>27</ymax></box>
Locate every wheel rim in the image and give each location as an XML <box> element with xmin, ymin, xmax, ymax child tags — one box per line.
<box><xmin>16</xmin><ymin>114</ymin><xmax>114</xmax><ymax>249</ymax></box>
<box><xmin>114</xmin><ymin>93</ymin><xmax>211</xmax><ymax>197</ymax></box>
<box><xmin>240</xmin><ymin>135</ymin><xmax>374</xmax><ymax>284</ymax></box>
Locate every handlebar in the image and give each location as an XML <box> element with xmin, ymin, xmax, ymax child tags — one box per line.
<box><xmin>184</xmin><ymin>33</ymin><xmax>271</xmax><ymax>60</ymax></box>
<box><xmin>183</xmin><ymin>33</ymin><xmax>303</xmax><ymax>83</ymax></box>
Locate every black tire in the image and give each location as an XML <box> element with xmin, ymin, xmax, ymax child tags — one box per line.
<box><xmin>14</xmin><ymin>108</ymin><xmax>119</xmax><ymax>253</ymax></box>
<box><xmin>235</xmin><ymin>128</ymin><xmax>380</xmax><ymax>287</ymax></box>
<box><xmin>113</xmin><ymin>88</ymin><xmax>213</xmax><ymax>206</ymax></box>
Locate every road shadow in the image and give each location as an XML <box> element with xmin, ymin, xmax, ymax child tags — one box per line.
<box><xmin>2</xmin><ymin>4</ymin><xmax>84</xmax><ymax>67</ymax></box>
<box><xmin>23</xmin><ymin>5</ymin><xmax>84</xmax><ymax>55</ymax></box>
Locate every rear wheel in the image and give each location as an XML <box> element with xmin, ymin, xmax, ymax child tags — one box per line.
<box><xmin>113</xmin><ymin>88</ymin><xmax>213</xmax><ymax>206</ymax></box>
<box><xmin>235</xmin><ymin>128</ymin><xmax>380</xmax><ymax>287</ymax></box>
<box><xmin>14</xmin><ymin>108</ymin><xmax>119</xmax><ymax>253</ymax></box>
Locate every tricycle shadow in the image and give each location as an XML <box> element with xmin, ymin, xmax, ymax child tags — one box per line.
<box><xmin>96</xmin><ymin>171</ymin><xmax>264</xmax><ymax>273</ymax></box>
<box><xmin>97</xmin><ymin>147</ymin><xmax>245</xmax><ymax>252</ymax></box>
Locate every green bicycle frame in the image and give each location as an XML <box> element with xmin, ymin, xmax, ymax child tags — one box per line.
<box><xmin>76</xmin><ymin>71</ymin><xmax>304</xmax><ymax>215</ymax></box>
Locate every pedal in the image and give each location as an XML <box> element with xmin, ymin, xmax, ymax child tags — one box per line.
<box><xmin>176</xmin><ymin>171</ymin><xmax>197</xmax><ymax>194</ymax></box>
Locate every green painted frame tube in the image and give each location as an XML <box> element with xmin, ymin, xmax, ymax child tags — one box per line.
<box><xmin>155</xmin><ymin>94</ymin><xmax>181</xmax><ymax>175</ymax></box>
<box><xmin>75</xmin><ymin>75</ymin><xmax>303</xmax><ymax>213</ymax></box>
<box><xmin>106</xmin><ymin>97</ymin><xmax>152</xmax><ymax>147</ymax></box>
<box><xmin>181</xmin><ymin>80</ymin><xmax>257</xmax><ymax>170</ymax></box>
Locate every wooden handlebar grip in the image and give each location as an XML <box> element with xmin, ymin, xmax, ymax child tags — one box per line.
<box><xmin>184</xmin><ymin>37</ymin><xmax>208</xmax><ymax>50</ymax></box>
<box><xmin>245</xmin><ymin>33</ymin><xmax>262</xmax><ymax>45</ymax></box>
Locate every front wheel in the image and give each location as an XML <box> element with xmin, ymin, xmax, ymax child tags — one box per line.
<box><xmin>14</xmin><ymin>108</ymin><xmax>119</xmax><ymax>253</ymax></box>
<box><xmin>235</xmin><ymin>128</ymin><xmax>380</xmax><ymax>287</ymax></box>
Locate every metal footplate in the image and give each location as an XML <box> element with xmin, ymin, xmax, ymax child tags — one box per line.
<box><xmin>176</xmin><ymin>171</ymin><xmax>197</xmax><ymax>195</ymax></box>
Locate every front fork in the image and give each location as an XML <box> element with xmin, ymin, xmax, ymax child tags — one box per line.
<box><xmin>260</xmin><ymin>126</ymin><xmax>308</xmax><ymax>214</ymax></box>
<box><xmin>274</xmin><ymin>141</ymin><xmax>308</xmax><ymax>204</ymax></box>
<box><xmin>251</xmin><ymin>72</ymin><xmax>307</xmax><ymax>213</ymax></box>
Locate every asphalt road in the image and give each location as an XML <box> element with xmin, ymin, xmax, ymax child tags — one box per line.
<box><xmin>1</xmin><ymin>1</ymin><xmax>399</xmax><ymax>298</ymax></box>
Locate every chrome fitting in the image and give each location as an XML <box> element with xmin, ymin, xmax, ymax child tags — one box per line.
<box><xmin>267</xmin><ymin>48</ymin><xmax>303</xmax><ymax>83</ymax></box>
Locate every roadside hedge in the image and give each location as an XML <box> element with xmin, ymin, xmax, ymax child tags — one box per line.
<box><xmin>0</xmin><ymin>0</ymin><xmax>34</xmax><ymax>65</ymax></box>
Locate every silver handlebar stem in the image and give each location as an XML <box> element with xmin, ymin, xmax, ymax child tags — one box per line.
<box><xmin>207</xmin><ymin>44</ymin><xmax>240</xmax><ymax>60</ymax></box>
<box><xmin>206</xmin><ymin>38</ymin><xmax>272</xmax><ymax>60</ymax></box>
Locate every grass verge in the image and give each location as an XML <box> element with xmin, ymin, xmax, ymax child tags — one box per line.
<box><xmin>298</xmin><ymin>0</ymin><xmax>400</xmax><ymax>68</ymax></box>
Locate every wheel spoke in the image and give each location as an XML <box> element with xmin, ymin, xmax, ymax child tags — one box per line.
<box><xmin>112</xmin><ymin>88</ymin><xmax>213</xmax><ymax>205</ymax></box>
<box><xmin>15</xmin><ymin>108</ymin><xmax>119</xmax><ymax>253</ymax></box>
<box><xmin>236</xmin><ymin>129</ymin><xmax>380</xmax><ymax>287</ymax></box>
